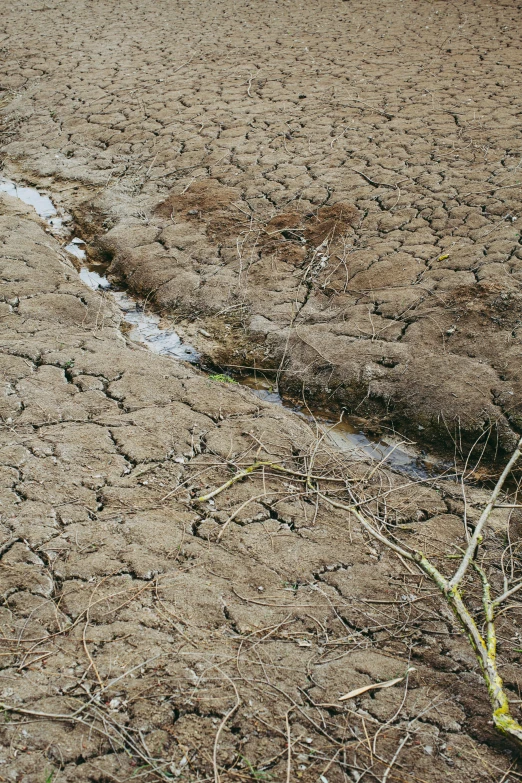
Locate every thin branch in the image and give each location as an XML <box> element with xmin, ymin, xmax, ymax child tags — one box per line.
<box><xmin>450</xmin><ymin>436</ymin><xmax>522</xmax><ymax>589</ymax></box>
<box><xmin>381</xmin><ymin>733</ymin><xmax>410</xmax><ymax>783</ymax></box>
<box><xmin>285</xmin><ymin>710</ymin><xmax>292</xmax><ymax>783</ymax></box>
<box><xmin>197</xmin><ymin>460</ymin><xmax>346</xmax><ymax>502</ymax></box>
<box><xmin>493</xmin><ymin>580</ymin><xmax>522</xmax><ymax>608</ymax></box>
<box><xmin>213</xmin><ymin>667</ymin><xmax>241</xmax><ymax>783</ymax></box>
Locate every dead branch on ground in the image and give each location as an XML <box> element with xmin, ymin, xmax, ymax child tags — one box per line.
<box><xmin>197</xmin><ymin>437</ymin><xmax>522</xmax><ymax>748</ymax></box>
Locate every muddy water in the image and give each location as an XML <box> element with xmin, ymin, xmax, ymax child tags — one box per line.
<box><xmin>0</xmin><ymin>177</ymin><xmax>66</xmax><ymax>229</ymax></box>
<box><xmin>1</xmin><ymin>176</ymin><xmax>437</xmax><ymax>477</ymax></box>
<box><xmin>239</xmin><ymin>374</ymin><xmax>435</xmax><ymax>476</ymax></box>
<box><xmin>1</xmin><ymin>176</ymin><xmax>200</xmax><ymax>363</ymax></box>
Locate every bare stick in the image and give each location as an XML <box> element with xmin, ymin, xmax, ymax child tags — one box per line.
<box><xmin>198</xmin><ymin>460</ymin><xmax>347</xmax><ymax>502</ymax></box>
<box><xmin>493</xmin><ymin>580</ymin><xmax>522</xmax><ymax>608</ymax></box>
<box><xmin>213</xmin><ymin>667</ymin><xmax>241</xmax><ymax>783</ymax></box>
<box><xmin>285</xmin><ymin>710</ymin><xmax>293</xmax><ymax>783</ymax></box>
<box><xmin>381</xmin><ymin>734</ymin><xmax>410</xmax><ymax>783</ymax></box>
<box><xmin>450</xmin><ymin>436</ymin><xmax>522</xmax><ymax>589</ymax></box>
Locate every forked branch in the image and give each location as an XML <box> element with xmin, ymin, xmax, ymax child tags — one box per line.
<box><xmin>318</xmin><ymin>474</ymin><xmax>522</xmax><ymax>747</ymax></box>
<box><xmin>199</xmin><ymin>438</ymin><xmax>522</xmax><ymax>748</ymax></box>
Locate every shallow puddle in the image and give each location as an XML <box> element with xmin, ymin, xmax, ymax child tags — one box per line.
<box><xmin>78</xmin><ymin>261</ymin><xmax>200</xmax><ymax>361</ymax></box>
<box><xmin>322</xmin><ymin>417</ymin><xmax>431</xmax><ymax>477</ymax></box>
<box><xmin>0</xmin><ymin>176</ymin><xmax>199</xmax><ymax>362</ymax></box>
<box><xmin>0</xmin><ymin>176</ymin><xmax>67</xmax><ymax>230</ymax></box>
<box><xmin>112</xmin><ymin>290</ymin><xmax>200</xmax><ymax>362</ymax></box>
<box><xmin>79</xmin><ymin>267</ymin><xmax>111</xmax><ymax>290</ymax></box>
<box><xmin>65</xmin><ymin>237</ymin><xmax>87</xmax><ymax>260</ymax></box>
<box><xmin>239</xmin><ymin>373</ymin><xmax>431</xmax><ymax>476</ymax></box>
<box><xmin>2</xmin><ymin>175</ymin><xmax>438</xmax><ymax>477</ymax></box>
<box><xmin>239</xmin><ymin>375</ymin><xmax>283</xmax><ymax>405</ymax></box>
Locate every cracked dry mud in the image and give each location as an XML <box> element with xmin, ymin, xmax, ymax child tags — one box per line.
<box><xmin>2</xmin><ymin>0</ymin><xmax>522</xmax><ymax>452</ymax></box>
<box><xmin>1</xmin><ymin>1</ymin><xmax>522</xmax><ymax>782</ymax></box>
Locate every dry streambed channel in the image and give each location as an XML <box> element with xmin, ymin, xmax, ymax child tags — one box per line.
<box><xmin>1</xmin><ymin>176</ymin><xmax>440</xmax><ymax>479</ymax></box>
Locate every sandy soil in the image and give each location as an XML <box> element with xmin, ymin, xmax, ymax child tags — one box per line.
<box><xmin>1</xmin><ymin>1</ymin><xmax>522</xmax><ymax>781</ymax></box>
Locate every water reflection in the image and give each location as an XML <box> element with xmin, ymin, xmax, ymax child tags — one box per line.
<box><xmin>237</xmin><ymin>373</ymin><xmax>432</xmax><ymax>476</ymax></box>
<box><xmin>0</xmin><ymin>176</ymin><xmax>199</xmax><ymax>363</ymax></box>
<box><xmin>0</xmin><ymin>177</ymin><xmax>68</xmax><ymax>229</ymax></box>
<box><xmin>112</xmin><ymin>291</ymin><xmax>200</xmax><ymax>362</ymax></box>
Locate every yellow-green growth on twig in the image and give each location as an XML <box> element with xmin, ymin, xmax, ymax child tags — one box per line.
<box><xmin>198</xmin><ymin>436</ymin><xmax>522</xmax><ymax>749</ymax></box>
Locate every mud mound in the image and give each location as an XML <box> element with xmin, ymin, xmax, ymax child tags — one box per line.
<box><xmin>155</xmin><ymin>179</ymin><xmax>240</xmax><ymax>219</ymax></box>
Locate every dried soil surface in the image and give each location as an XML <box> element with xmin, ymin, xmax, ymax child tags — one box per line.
<box><xmin>1</xmin><ymin>1</ymin><xmax>522</xmax><ymax>782</ymax></box>
<box><xmin>2</xmin><ymin>194</ymin><xmax>522</xmax><ymax>782</ymax></box>
<box><xmin>1</xmin><ymin>0</ymin><xmax>522</xmax><ymax>453</ymax></box>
